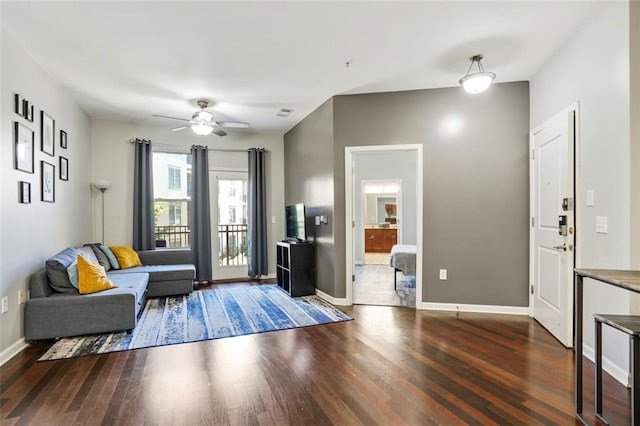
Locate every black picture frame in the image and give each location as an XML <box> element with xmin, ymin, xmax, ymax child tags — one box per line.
<box><xmin>41</xmin><ymin>111</ymin><xmax>55</xmax><ymax>157</ymax></box>
<box><xmin>24</xmin><ymin>100</ymin><xmax>34</xmax><ymax>122</ymax></box>
<box><xmin>14</xmin><ymin>94</ymin><xmax>24</xmax><ymax>116</ymax></box>
<box><xmin>59</xmin><ymin>156</ymin><xmax>68</xmax><ymax>181</ymax></box>
<box><xmin>60</xmin><ymin>130</ymin><xmax>67</xmax><ymax>149</ymax></box>
<box><xmin>41</xmin><ymin>161</ymin><xmax>55</xmax><ymax>203</ymax></box>
<box><xmin>19</xmin><ymin>181</ymin><xmax>31</xmax><ymax>204</ymax></box>
<box><xmin>14</xmin><ymin>122</ymin><xmax>34</xmax><ymax>174</ymax></box>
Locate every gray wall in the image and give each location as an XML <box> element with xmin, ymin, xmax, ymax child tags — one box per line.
<box><xmin>283</xmin><ymin>98</ymin><xmax>336</xmax><ymax>296</ymax></box>
<box><xmin>284</xmin><ymin>82</ymin><xmax>530</xmax><ymax>305</ymax></box>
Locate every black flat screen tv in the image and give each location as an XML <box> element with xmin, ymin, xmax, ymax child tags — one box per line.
<box><xmin>285</xmin><ymin>203</ymin><xmax>306</xmax><ymax>242</ymax></box>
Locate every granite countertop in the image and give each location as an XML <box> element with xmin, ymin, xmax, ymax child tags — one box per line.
<box><xmin>365</xmin><ymin>224</ymin><xmax>398</xmax><ymax>229</ymax></box>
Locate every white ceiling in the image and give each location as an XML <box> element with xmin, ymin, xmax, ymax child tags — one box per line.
<box><xmin>2</xmin><ymin>1</ymin><xmax>602</xmax><ymax>135</ymax></box>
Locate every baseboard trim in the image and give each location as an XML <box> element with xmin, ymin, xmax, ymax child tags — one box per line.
<box><xmin>417</xmin><ymin>302</ymin><xmax>530</xmax><ymax>316</ymax></box>
<box><xmin>583</xmin><ymin>344</ymin><xmax>630</xmax><ymax>387</ymax></box>
<box><xmin>316</xmin><ymin>289</ymin><xmax>350</xmax><ymax>306</ymax></box>
<box><xmin>0</xmin><ymin>338</ymin><xmax>28</xmax><ymax>367</ymax></box>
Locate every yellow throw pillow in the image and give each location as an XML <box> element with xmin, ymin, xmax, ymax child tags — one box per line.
<box><xmin>77</xmin><ymin>255</ymin><xmax>117</xmax><ymax>294</ymax></box>
<box><xmin>109</xmin><ymin>246</ymin><xmax>142</xmax><ymax>269</ymax></box>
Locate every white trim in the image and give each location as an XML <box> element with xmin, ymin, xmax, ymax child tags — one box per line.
<box><xmin>316</xmin><ymin>288</ymin><xmax>350</xmax><ymax>306</ymax></box>
<box><xmin>583</xmin><ymin>343</ymin><xmax>630</xmax><ymax>387</ymax></box>
<box><xmin>417</xmin><ymin>302</ymin><xmax>530</xmax><ymax>316</ymax></box>
<box><xmin>345</xmin><ymin>144</ymin><xmax>423</xmax><ymax>307</ymax></box>
<box><xmin>0</xmin><ymin>338</ymin><xmax>28</xmax><ymax>367</ymax></box>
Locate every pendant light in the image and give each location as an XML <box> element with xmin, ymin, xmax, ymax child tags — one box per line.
<box><xmin>459</xmin><ymin>54</ymin><xmax>496</xmax><ymax>94</ymax></box>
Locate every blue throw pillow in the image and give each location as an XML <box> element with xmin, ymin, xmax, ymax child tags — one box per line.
<box><xmin>99</xmin><ymin>245</ymin><xmax>121</xmax><ymax>270</ymax></box>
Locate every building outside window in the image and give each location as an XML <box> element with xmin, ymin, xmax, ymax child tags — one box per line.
<box><xmin>153</xmin><ymin>153</ymin><xmax>191</xmax><ymax>248</ymax></box>
<box><xmin>168</xmin><ymin>166</ymin><xmax>181</xmax><ymax>190</ymax></box>
<box><xmin>169</xmin><ymin>203</ymin><xmax>182</xmax><ymax>225</ymax></box>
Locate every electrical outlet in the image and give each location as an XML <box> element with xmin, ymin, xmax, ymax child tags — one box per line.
<box><xmin>1</xmin><ymin>296</ymin><xmax>8</xmax><ymax>314</ymax></box>
<box><xmin>18</xmin><ymin>290</ymin><xmax>26</xmax><ymax>304</ymax></box>
<box><xmin>439</xmin><ymin>269</ymin><xmax>447</xmax><ymax>280</ymax></box>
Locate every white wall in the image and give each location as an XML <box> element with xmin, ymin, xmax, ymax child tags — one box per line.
<box><xmin>91</xmin><ymin>119</ymin><xmax>285</xmax><ymax>276</ymax></box>
<box><xmin>1</xmin><ymin>29</ymin><xmax>93</xmax><ymax>362</ymax></box>
<box><xmin>530</xmin><ymin>1</ymin><xmax>632</xmax><ymax>383</ymax></box>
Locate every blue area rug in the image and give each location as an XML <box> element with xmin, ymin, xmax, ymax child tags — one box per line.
<box><xmin>39</xmin><ymin>284</ymin><xmax>352</xmax><ymax>361</ymax></box>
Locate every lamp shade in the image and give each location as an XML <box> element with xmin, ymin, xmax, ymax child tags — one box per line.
<box><xmin>192</xmin><ymin>124</ymin><xmax>214</xmax><ymax>136</ymax></box>
<box><xmin>94</xmin><ymin>179</ymin><xmax>112</xmax><ymax>190</ymax></box>
<box><xmin>460</xmin><ymin>71</ymin><xmax>496</xmax><ymax>94</ymax></box>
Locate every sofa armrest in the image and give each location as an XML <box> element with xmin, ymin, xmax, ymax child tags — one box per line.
<box><xmin>24</xmin><ymin>292</ymin><xmax>136</xmax><ymax>341</ymax></box>
<box><xmin>137</xmin><ymin>249</ymin><xmax>193</xmax><ymax>266</ymax></box>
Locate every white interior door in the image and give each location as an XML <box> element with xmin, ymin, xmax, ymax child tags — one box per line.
<box><xmin>209</xmin><ymin>170</ymin><xmax>249</xmax><ymax>280</ymax></box>
<box><xmin>531</xmin><ymin>108</ymin><xmax>575</xmax><ymax>347</ymax></box>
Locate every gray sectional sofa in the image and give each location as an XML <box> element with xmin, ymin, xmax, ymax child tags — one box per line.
<box><xmin>25</xmin><ymin>247</ymin><xmax>195</xmax><ymax>341</ymax></box>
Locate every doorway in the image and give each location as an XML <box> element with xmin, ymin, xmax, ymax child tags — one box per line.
<box><xmin>209</xmin><ymin>170</ymin><xmax>249</xmax><ymax>280</ymax></box>
<box><xmin>529</xmin><ymin>104</ymin><xmax>579</xmax><ymax>347</ymax></box>
<box><xmin>345</xmin><ymin>145</ymin><xmax>423</xmax><ymax>307</ymax></box>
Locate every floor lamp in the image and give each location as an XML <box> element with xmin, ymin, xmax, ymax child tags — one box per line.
<box><xmin>94</xmin><ymin>180</ymin><xmax>112</xmax><ymax>244</ymax></box>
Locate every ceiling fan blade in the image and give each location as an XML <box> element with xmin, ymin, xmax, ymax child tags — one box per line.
<box><xmin>170</xmin><ymin>126</ymin><xmax>189</xmax><ymax>132</ymax></box>
<box><xmin>213</xmin><ymin>128</ymin><xmax>228</xmax><ymax>137</ymax></box>
<box><xmin>153</xmin><ymin>114</ymin><xmax>190</xmax><ymax>122</ymax></box>
<box><xmin>216</xmin><ymin>121</ymin><xmax>249</xmax><ymax>129</ymax></box>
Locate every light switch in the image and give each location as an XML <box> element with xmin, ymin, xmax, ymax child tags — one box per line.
<box><xmin>596</xmin><ymin>216</ymin><xmax>608</xmax><ymax>234</ymax></box>
<box><xmin>271</xmin><ymin>216</ymin><xmax>276</xmax><ymax>224</ymax></box>
<box><xmin>315</xmin><ymin>216</ymin><xmax>320</xmax><ymax>226</ymax></box>
<box><xmin>586</xmin><ymin>190</ymin><xmax>594</xmax><ymax>207</ymax></box>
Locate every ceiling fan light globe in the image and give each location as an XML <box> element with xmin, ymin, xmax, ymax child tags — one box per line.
<box><xmin>192</xmin><ymin>124</ymin><xmax>213</xmax><ymax>136</ymax></box>
<box><xmin>193</xmin><ymin>110</ymin><xmax>213</xmax><ymax>122</ymax></box>
<box><xmin>460</xmin><ymin>72</ymin><xmax>495</xmax><ymax>94</ymax></box>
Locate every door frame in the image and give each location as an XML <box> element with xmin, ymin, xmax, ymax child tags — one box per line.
<box><xmin>528</xmin><ymin>102</ymin><xmax>581</xmax><ymax>344</ymax></box>
<box><xmin>345</xmin><ymin>144</ymin><xmax>423</xmax><ymax>306</ymax></box>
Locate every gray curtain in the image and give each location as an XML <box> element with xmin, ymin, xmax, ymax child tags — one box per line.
<box><xmin>247</xmin><ymin>148</ymin><xmax>268</xmax><ymax>277</ymax></box>
<box><xmin>190</xmin><ymin>145</ymin><xmax>212</xmax><ymax>282</ymax></box>
<box><xmin>133</xmin><ymin>139</ymin><xmax>155</xmax><ymax>251</ymax></box>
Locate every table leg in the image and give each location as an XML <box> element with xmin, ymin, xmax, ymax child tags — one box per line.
<box><xmin>575</xmin><ymin>274</ymin><xmax>587</xmax><ymax>424</ymax></box>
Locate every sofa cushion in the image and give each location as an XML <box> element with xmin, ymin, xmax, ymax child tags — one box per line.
<box><xmin>77</xmin><ymin>255</ymin><xmax>117</xmax><ymax>294</ymax></box>
<box><xmin>46</xmin><ymin>247</ymin><xmax>84</xmax><ymax>293</ymax></box>
<box><xmin>106</xmin><ymin>272</ymin><xmax>148</xmax><ymax>307</ymax></box>
<box><xmin>110</xmin><ymin>246</ymin><xmax>142</xmax><ymax>269</ymax></box>
<box><xmin>99</xmin><ymin>245</ymin><xmax>121</xmax><ymax>269</ymax></box>
<box><xmin>107</xmin><ymin>264</ymin><xmax>195</xmax><ymax>283</ymax></box>
<box><xmin>83</xmin><ymin>243</ymin><xmax>112</xmax><ymax>271</ymax></box>
<box><xmin>67</xmin><ymin>249</ymin><xmax>102</xmax><ymax>289</ymax></box>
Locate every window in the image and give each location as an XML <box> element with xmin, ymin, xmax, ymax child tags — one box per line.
<box><xmin>228</xmin><ymin>185</ymin><xmax>236</xmax><ymax>197</ymax></box>
<box><xmin>168</xmin><ymin>166</ymin><xmax>181</xmax><ymax>189</ymax></box>
<box><xmin>228</xmin><ymin>206</ymin><xmax>236</xmax><ymax>224</ymax></box>
<box><xmin>169</xmin><ymin>203</ymin><xmax>182</xmax><ymax>225</ymax></box>
<box><xmin>153</xmin><ymin>152</ymin><xmax>192</xmax><ymax>248</ymax></box>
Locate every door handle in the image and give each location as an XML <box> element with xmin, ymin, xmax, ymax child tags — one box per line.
<box><xmin>553</xmin><ymin>244</ymin><xmax>567</xmax><ymax>251</ymax></box>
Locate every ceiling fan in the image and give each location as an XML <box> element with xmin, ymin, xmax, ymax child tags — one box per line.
<box><xmin>153</xmin><ymin>100</ymin><xmax>249</xmax><ymax>136</ymax></box>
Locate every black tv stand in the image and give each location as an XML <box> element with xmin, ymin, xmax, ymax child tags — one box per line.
<box><xmin>276</xmin><ymin>241</ymin><xmax>315</xmax><ymax>297</ymax></box>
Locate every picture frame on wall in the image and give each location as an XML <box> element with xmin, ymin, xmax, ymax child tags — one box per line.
<box><xmin>19</xmin><ymin>181</ymin><xmax>31</xmax><ymax>204</ymax></box>
<box><xmin>41</xmin><ymin>161</ymin><xmax>55</xmax><ymax>203</ymax></box>
<box><xmin>14</xmin><ymin>122</ymin><xmax>34</xmax><ymax>174</ymax></box>
<box><xmin>14</xmin><ymin>94</ymin><xmax>24</xmax><ymax>116</ymax></box>
<box><xmin>24</xmin><ymin>100</ymin><xmax>34</xmax><ymax>122</ymax></box>
<box><xmin>60</xmin><ymin>130</ymin><xmax>67</xmax><ymax>149</ymax></box>
<box><xmin>59</xmin><ymin>156</ymin><xmax>68</xmax><ymax>181</ymax></box>
<box><xmin>41</xmin><ymin>111</ymin><xmax>55</xmax><ymax>156</ymax></box>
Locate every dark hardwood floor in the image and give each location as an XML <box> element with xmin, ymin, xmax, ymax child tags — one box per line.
<box><xmin>0</xmin><ymin>283</ymin><xmax>631</xmax><ymax>425</ymax></box>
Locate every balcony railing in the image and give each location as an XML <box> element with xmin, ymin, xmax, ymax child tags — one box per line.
<box><xmin>154</xmin><ymin>224</ymin><xmax>248</xmax><ymax>267</ymax></box>
<box><xmin>155</xmin><ymin>225</ymin><xmax>190</xmax><ymax>248</ymax></box>
<box><xmin>218</xmin><ymin>224</ymin><xmax>248</xmax><ymax>266</ymax></box>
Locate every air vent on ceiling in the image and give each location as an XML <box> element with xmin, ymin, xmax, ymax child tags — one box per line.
<box><xmin>276</xmin><ymin>108</ymin><xmax>293</xmax><ymax>117</ymax></box>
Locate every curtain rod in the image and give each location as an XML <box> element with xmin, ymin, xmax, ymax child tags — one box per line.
<box><xmin>128</xmin><ymin>139</ymin><xmax>267</xmax><ymax>153</ymax></box>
